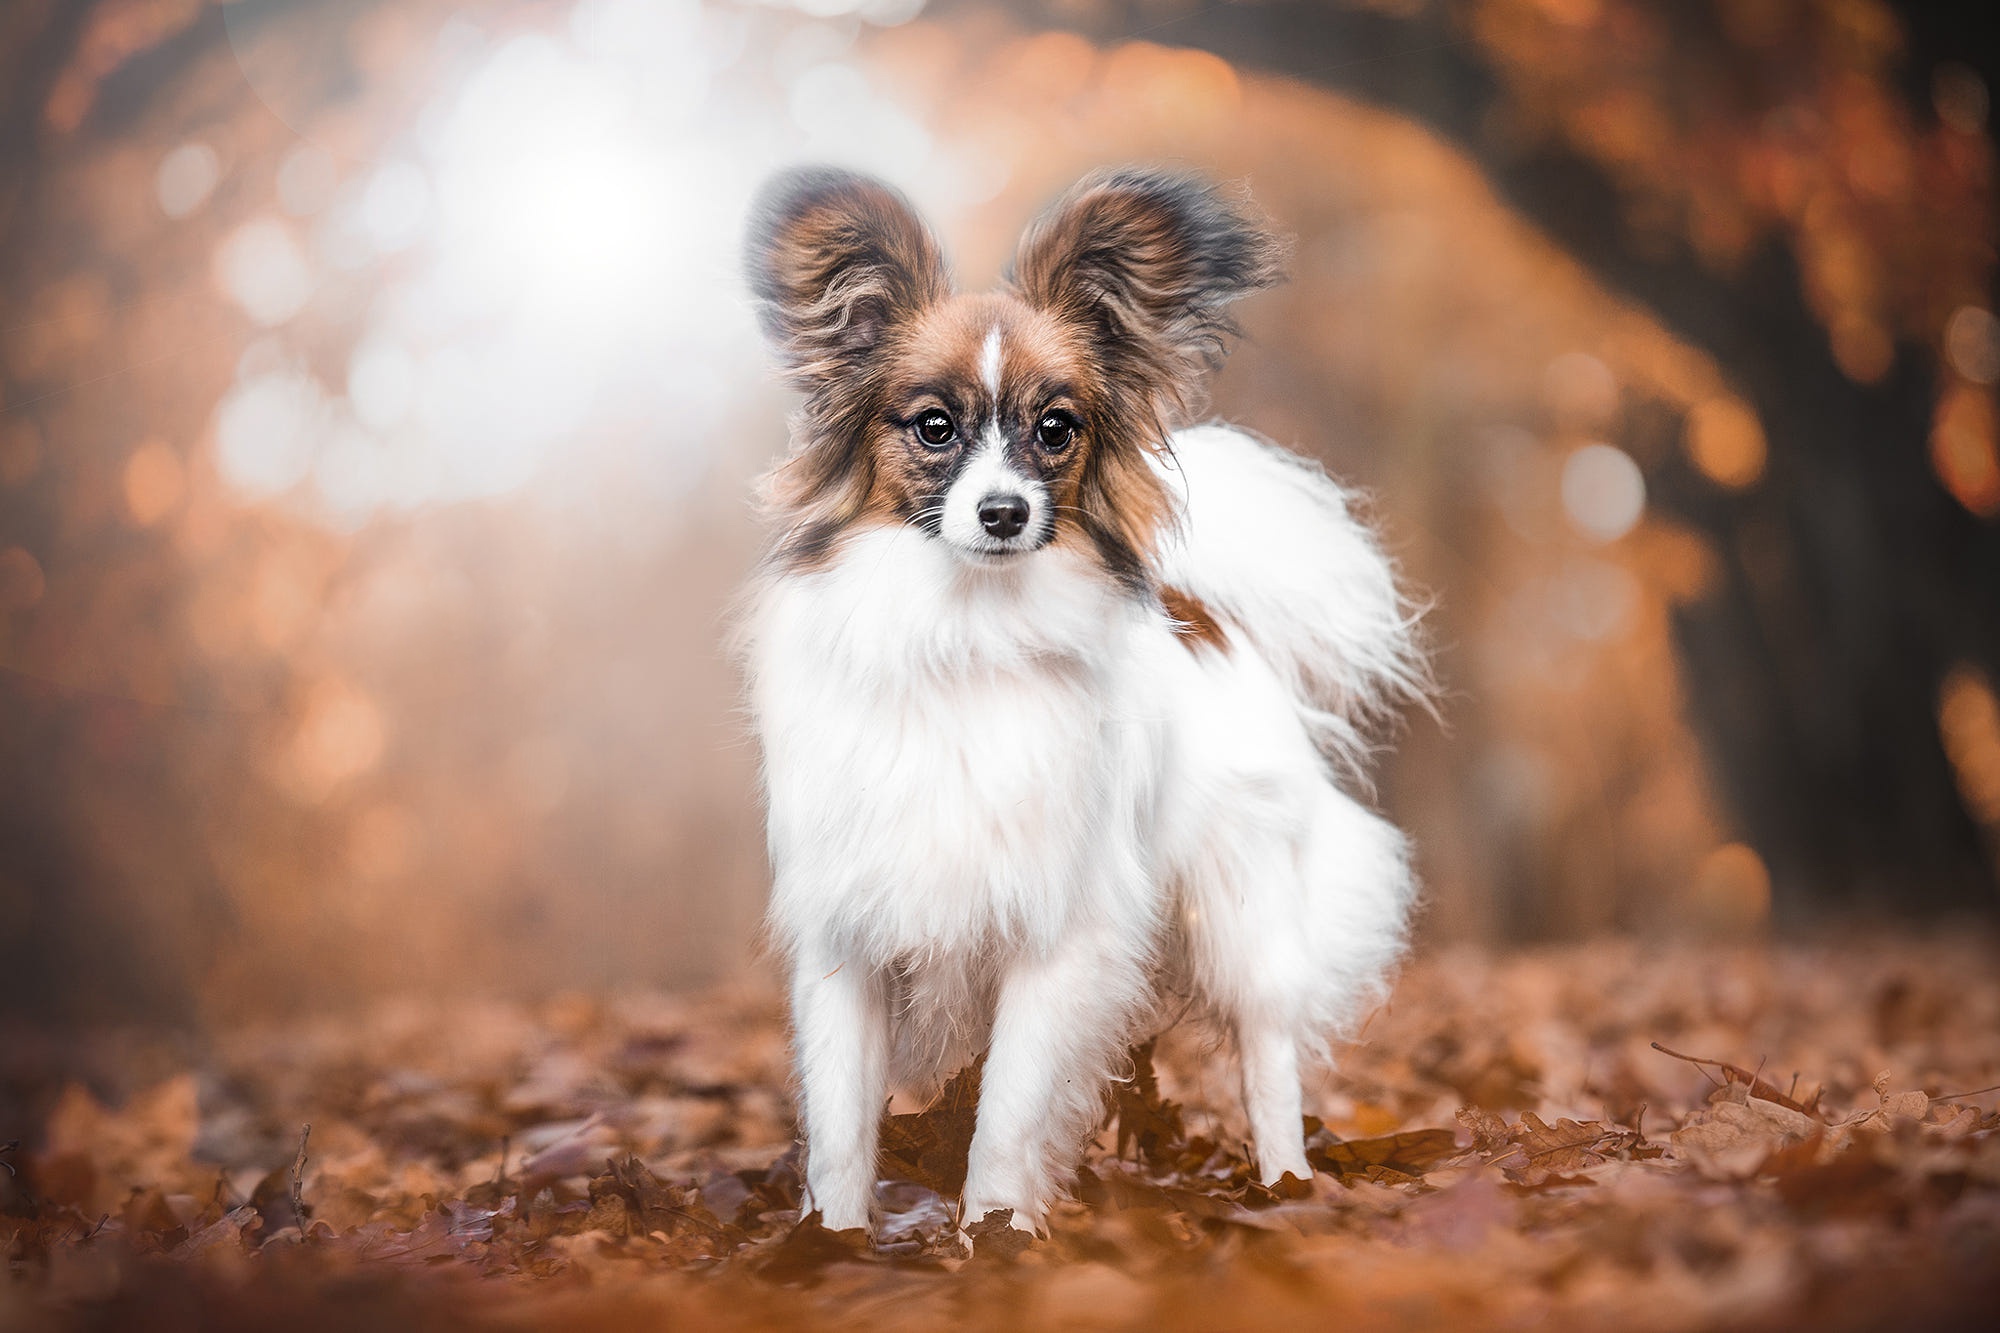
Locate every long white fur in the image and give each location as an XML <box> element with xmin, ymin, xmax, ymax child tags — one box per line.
<box><xmin>1154</xmin><ymin>423</ymin><xmax>1432</xmax><ymax>781</ymax></box>
<box><xmin>743</xmin><ymin>424</ymin><xmax>1422</xmax><ymax>1234</ymax></box>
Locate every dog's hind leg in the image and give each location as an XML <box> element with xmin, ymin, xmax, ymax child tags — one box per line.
<box><xmin>1237</xmin><ymin>1017</ymin><xmax>1312</xmax><ymax>1183</ymax></box>
<box><xmin>1182</xmin><ymin>779</ymin><xmax>1414</xmax><ymax>1186</ymax></box>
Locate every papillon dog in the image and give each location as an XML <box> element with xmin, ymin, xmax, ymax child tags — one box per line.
<box><xmin>739</xmin><ymin>166</ymin><xmax>1428</xmax><ymax>1236</ymax></box>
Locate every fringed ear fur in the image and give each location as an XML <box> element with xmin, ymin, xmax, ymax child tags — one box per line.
<box><xmin>744</xmin><ymin>167</ymin><xmax>948</xmax><ymax>390</ymax></box>
<box><xmin>744</xmin><ymin>169</ymin><xmax>949</xmax><ymax>546</ymax></box>
<box><xmin>1010</xmin><ymin>169</ymin><xmax>1288</xmax><ymax>438</ymax></box>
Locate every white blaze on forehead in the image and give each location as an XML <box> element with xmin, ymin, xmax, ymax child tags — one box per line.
<box><xmin>980</xmin><ymin>325</ymin><xmax>1003</xmax><ymax>398</ymax></box>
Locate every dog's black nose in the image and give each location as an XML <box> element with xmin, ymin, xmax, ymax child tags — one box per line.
<box><xmin>978</xmin><ymin>493</ymin><xmax>1030</xmax><ymax>539</ymax></box>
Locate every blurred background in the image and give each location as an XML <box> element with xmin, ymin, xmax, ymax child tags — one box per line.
<box><xmin>0</xmin><ymin>0</ymin><xmax>1995</xmax><ymax>1028</ymax></box>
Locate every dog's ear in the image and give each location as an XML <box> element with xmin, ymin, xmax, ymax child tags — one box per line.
<box><xmin>745</xmin><ymin>168</ymin><xmax>947</xmax><ymax>390</ymax></box>
<box><xmin>1011</xmin><ymin>169</ymin><xmax>1287</xmax><ymax>431</ymax></box>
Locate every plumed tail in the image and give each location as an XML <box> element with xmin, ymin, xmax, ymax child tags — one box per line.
<box><xmin>1151</xmin><ymin>424</ymin><xmax>1433</xmax><ymax>784</ymax></box>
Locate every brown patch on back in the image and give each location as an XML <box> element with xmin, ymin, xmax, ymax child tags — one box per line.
<box><xmin>1160</xmin><ymin>585</ymin><xmax>1230</xmax><ymax>653</ymax></box>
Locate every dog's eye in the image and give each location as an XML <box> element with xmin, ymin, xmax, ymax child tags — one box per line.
<box><xmin>914</xmin><ymin>410</ymin><xmax>957</xmax><ymax>448</ymax></box>
<box><xmin>1036</xmin><ymin>412</ymin><xmax>1077</xmax><ymax>453</ymax></box>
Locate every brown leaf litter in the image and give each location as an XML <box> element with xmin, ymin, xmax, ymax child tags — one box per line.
<box><xmin>3</xmin><ymin>935</ymin><xmax>2000</xmax><ymax>1330</ymax></box>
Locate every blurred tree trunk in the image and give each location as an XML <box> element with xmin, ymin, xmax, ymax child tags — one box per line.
<box><xmin>969</xmin><ymin>0</ymin><xmax>2000</xmax><ymax>918</ymax></box>
<box><xmin>0</xmin><ymin>0</ymin><xmax>215</xmax><ymax>1026</ymax></box>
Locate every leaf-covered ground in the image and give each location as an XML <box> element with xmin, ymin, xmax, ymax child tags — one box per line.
<box><xmin>5</xmin><ymin>935</ymin><xmax>2000</xmax><ymax>1331</ymax></box>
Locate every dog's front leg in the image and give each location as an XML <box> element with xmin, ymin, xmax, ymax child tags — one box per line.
<box><xmin>1237</xmin><ymin>1018</ymin><xmax>1312</xmax><ymax>1183</ymax></box>
<box><xmin>961</xmin><ymin>927</ymin><xmax>1142</xmax><ymax>1234</ymax></box>
<box><xmin>790</xmin><ymin>944</ymin><xmax>889</xmax><ymax>1232</ymax></box>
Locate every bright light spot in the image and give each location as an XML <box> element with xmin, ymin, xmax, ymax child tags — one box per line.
<box><xmin>1560</xmin><ymin>442</ymin><xmax>1645</xmax><ymax>543</ymax></box>
<box><xmin>285</xmin><ymin>678</ymin><xmax>387</xmax><ymax>803</ymax></box>
<box><xmin>774</xmin><ymin>20</ymin><xmax>858</xmax><ymax>78</ymax></box>
<box><xmin>315</xmin><ymin>195</ymin><xmax>377</xmax><ymax>272</ymax></box>
<box><xmin>790</xmin><ymin>61</ymin><xmax>869</xmax><ymax>131</ymax></box>
<box><xmin>312</xmin><ymin>421</ymin><xmax>393</xmax><ymax>528</ymax></box>
<box><xmin>313</xmin><ymin>417</ymin><xmax>443</xmax><ymax>517</ymax></box>
<box><xmin>361</xmin><ymin>161</ymin><xmax>431</xmax><ymax>252</ymax></box>
<box><xmin>1940</xmin><ymin>664</ymin><xmax>2000</xmax><ymax>825</ymax></box>
<box><xmin>213</xmin><ymin>368</ymin><xmax>327</xmax><ymax>496</ymax></box>
<box><xmin>428</xmin><ymin>35</ymin><xmax>681</xmax><ymax>320</ymax></box>
<box><xmin>1684</xmin><ymin>396</ymin><xmax>1766</xmax><ymax>490</ymax></box>
<box><xmin>411</xmin><ymin>341</ymin><xmax>584</xmax><ymax>500</ymax></box>
<box><xmin>1931</xmin><ymin>383</ymin><xmax>2000</xmax><ymax>517</ymax></box>
<box><xmin>122</xmin><ymin>439</ymin><xmax>186</xmax><ymax>527</ymax></box>
<box><xmin>212</xmin><ymin>2</ymin><xmax>798</xmax><ymax>525</ymax></box>
<box><xmin>214</xmin><ymin>217</ymin><xmax>315</xmax><ymax>326</ymax></box>
<box><xmin>858</xmin><ymin>0</ymin><xmax>929</xmax><ymax>24</ymax></box>
<box><xmin>348</xmin><ymin>338</ymin><xmax>418</xmax><ymax>431</ymax></box>
<box><xmin>157</xmin><ymin>142</ymin><xmax>221</xmax><ymax>218</ymax></box>
<box><xmin>570</xmin><ymin>0</ymin><xmax>715</xmax><ymax>124</ymax></box>
<box><xmin>277</xmin><ymin>143</ymin><xmax>339</xmax><ymax>216</ymax></box>
<box><xmin>1688</xmin><ymin>843</ymin><xmax>1771</xmax><ymax>936</ymax></box>
<box><xmin>791</xmin><ymin>61</ymin><xmax>932</xmax><ymax>177</ymax></box>
<box><xmin>1946</xmin><ymin>305</ymin><xmax>2000</xmax><ymax>385</ymax></box>
<box><xmin>571</xmin><ymin>0</ymin><xmax>700</xmax><ymax>70</ymax></box>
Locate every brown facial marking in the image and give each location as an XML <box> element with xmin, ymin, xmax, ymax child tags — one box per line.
<box><xmin>1160</xmin><ymin>585</ymin><xmax>1232</xmax><ymax>654</ymax></box>
<box><xmin>830</xmin><ymin>290</ymin><xmax>1171</xmax><ymax>588</ymax></box>
<box><xmin>861</xmin><ymin>294</ymin><xmax>1098</xmax><ymax>531</ymax></box>
<box><xmin>747</xmin><ymin>166</ymin><xmax>1286</xmax><ymax>586</ymax></box>
<box><xmin>744</xmin><ymin>169</ymin><xmax>949</xmax><ymax>565</ymax></box>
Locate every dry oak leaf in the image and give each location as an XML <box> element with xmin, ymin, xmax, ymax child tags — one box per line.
<box><xmin>880</xmin><ymin>1063</ymin><xmax>982</xmax><ymax>1197</ymax></box>
<box><xmin>1111</xmin><ymin>1039</ymin><xmax>1188</xmax><ymax>1170</ymax></box>
<box><xmin>1672</xmin><ymin>1085</ymin><xmax>1821</xmax><ymax>1180</ymax></box>
<box><xmin>38</xmin><ymin>1076</ymin><xmax>201</xmax><ymax>1215</ymax></box>
<box><xmin>966</xmin><ymin>1208</ymin><xmax>1035</xmax><ymax>1261</ymax></box>
<box><xmin>747</xmin><ymin>1212</ymin><xmax>873</xmax><ymax>1285</ymax></box>
<box><xmin>1306</xmin><ymin>1127</ymin><xmax>1460</xmax><ymax>1180</ymax></box>
<box><xmin>1454</xmin><ymin>1106</ymin><xmax>1511</xmax><ymax>1157</ymax></box>
<box><xmin>1842</xmin><ymin>1072</ymin><xmax>1933</xmax><ymax>1133</ymax></box>
<box><xmin>1498</xmin><ymin>1113</ymin><xmax>1634</xmax><ymax>1185</ymax></box>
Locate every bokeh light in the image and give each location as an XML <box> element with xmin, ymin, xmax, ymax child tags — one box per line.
<box><xmin>1560</xmin><ymin>442</ymin><xmax>1646</xmax><ymax>543</ymax></box>
<box><xmin>1931</xmin><ymin>383</ymin><xmax>2000</xmax><ymax>517</ymax></box>
<box><xmin>1687</xmin><ymin>841</ymin><xmax>1772</xmax><ymax>935</ymax></box>
<box><xmin>1946</xmin><ymin>305</ymin><xmax>2000</xmax><ymax>385</ymax></box>
<box><xmin>1940</xmin><ymin>665</ymin><xmax>2000</xmax><ymax>827</ymax></box>
<box><xmin>156</xmin><ymin>141</ymin><xmax>221</xmax><ymax>218</ymax></box>
<box><xmin>1683</xmin><ymin>396</ymin><xmax>1767</xmax><ymax>490</ymax></box>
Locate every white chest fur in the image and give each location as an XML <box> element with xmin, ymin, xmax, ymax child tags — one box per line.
<box><xmin>747</xmin><ymin>526</ymin><xmax>1168</xmax><ymax>965</ymax></box>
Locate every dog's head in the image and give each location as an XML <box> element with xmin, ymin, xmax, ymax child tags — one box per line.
<box><xmin>745</xmin><ymin>167</ymin><xmax>1286</xmax><ymax>583</ymax></box>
